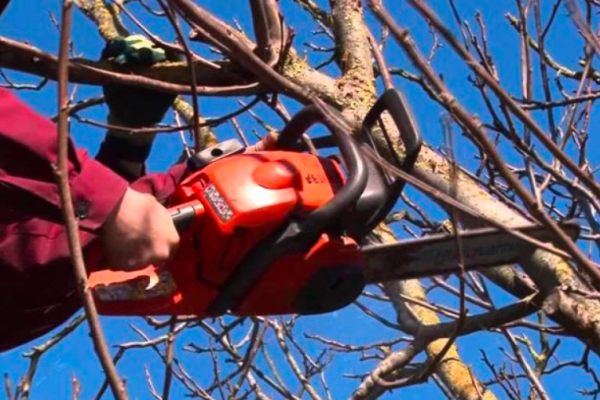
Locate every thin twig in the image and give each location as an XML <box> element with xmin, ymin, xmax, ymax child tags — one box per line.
<box><xmin>168</xmin><ymin>0</ymin><xmax>307</xmax><ymax>100</ymax></box>
<box><xmin>407</xmin><ymin>116</ymin><xmax>469</xmax><ymax>385</ymax></box>
<box><xmin>4</xmin><ymin>374</ymin><xmax>13</xmax><ymax>400</ymax></box>
<box><xmin>145</xmin><ymin>366</ymin><xmax>163</xmax><ymax>400</ymax></box>
<box><xmin>53</xmin><ymin>2</ymin><xmax>127</xmax><ymax>399</ymax></box>
<box><xmin>366</xmin><ymin>27</ymin><xmax>392</xmax><ymax>90</ymax></box>
<box><xmin>162</xmin><ymin>318</ymin><xmax>177</xmax><ymax>400</ymax></box>
<box><xmin>503</xmin><ymin>330</ymin><xmax>551</xmax><ymax>400</ymax></box>
<box><xmin>157</xmin><ymin>0</ymin><xmax>202</xmax><ymax>151</ymax></box>
<box><xmin>405</xmin><ymin>0</ymin><xmax>600</xmax><ymax>205</ymax></box>
<box><xmin>17</xmin><ymin>314</ymin><xmax>85</xmax><ymax>400</ymax></box>
<box><xmin>369</xmin><ymin>0</ymin><xmax>600</xmax><ymax>290</ymax></box>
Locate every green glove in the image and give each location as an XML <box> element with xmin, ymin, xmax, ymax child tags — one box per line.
<box><xmin>101</xmin><ymin>35</ymin><xmax>178</xmax><ymax>128</ymax></box>
<box><xmin>102</xmin><ymin>34</ymin><xmax>168</xmax><ymax>65</ymax></box>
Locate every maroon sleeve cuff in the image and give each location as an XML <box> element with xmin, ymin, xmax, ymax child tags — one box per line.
<box><xmin>130</xmin><ymin>163</ymin><xmax>188</xmax><ymax>204</ymax></box>
<box><xmin>69</xmin><ymin>154</ymin><xmax>129</xmax><ymax>232</ymax></box>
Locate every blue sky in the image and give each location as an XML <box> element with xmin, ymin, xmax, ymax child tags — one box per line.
<box><xmin>1</xmin><ymin>1</ymin><xmax>598</xmax><ymax>399</ymax></box>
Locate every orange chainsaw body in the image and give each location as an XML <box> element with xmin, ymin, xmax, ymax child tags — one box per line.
<box><xmin>87</xmin><ymin>88</ymin><xmax>423</xmax><ymax>318</ymax></box>
<box><xmin>88</xmin><ymin>151</ymin><xmax>365</xmax><ymax>317</ymax></box>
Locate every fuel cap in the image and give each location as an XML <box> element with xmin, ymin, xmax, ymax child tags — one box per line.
<box><xmin>187</xmin><ymin>139</ymin><xmax>245</xmax><ymax>171</ymax></box>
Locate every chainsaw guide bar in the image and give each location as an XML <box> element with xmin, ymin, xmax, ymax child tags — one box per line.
<box><xmin>362</xmin><ymin>221</ymin><xmax>581</xmax><ymax>283</ymax></box>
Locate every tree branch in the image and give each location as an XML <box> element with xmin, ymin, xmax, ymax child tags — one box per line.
<box><xmin>169</xmin><ymin>0</ymin><xmax>308</xmax><ymax>101</ymax></box>
<box><xmin>330</xmin><ymin>0</ymin><xmax>376</xmax><ymax>111</ymax></box>
<box><xmin>53</xmin><ymin>2</ymin><xmax>127</xmax><ymax>399</ymax></box>
<box><xmin>0</xmin><ymin>36</ymin><xmax>260</xmax><ymax>95</ymax></box>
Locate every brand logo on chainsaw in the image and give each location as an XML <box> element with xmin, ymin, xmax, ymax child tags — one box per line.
<box><xmin>405</xmin><ymin>236</ymin><xmax>532</xmax><ymax>269</ymax></box>
<box><xmin>305</xmin><ymin>173</ymin><xmax>326</xmax><ymax>184</ymax></box>
<box><xmin>204</xmin><ymin>183</ymin><xmax>234</xmax><ymax>222</ymax></box>
<box><xmin>430</xmin><ymin>241</ymin><xmax>529</xmax><ymax>264</ymax></box>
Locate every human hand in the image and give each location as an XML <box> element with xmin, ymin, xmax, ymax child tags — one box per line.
<box><xmin>244</xmin><ymin>131</ymin><xmax>279</xmax><ymax>153</ymax></box>
<box><xmin>101</xmin><ymin>35</ymin><xmax>180</xmax><ymax>128</ymax></box>
<box><xmin>100</xmin><ymin>188</ymin><xmax>180</xmax><ymax>271</ymax></box>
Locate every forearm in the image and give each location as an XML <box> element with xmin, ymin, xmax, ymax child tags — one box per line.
<box><xmin>0</xmin><ymin>88</ymin><xmax>129</xmax><ymax>232</ymax></box>
<box><xmin>95</xmin><ymin>113</ymin><xmax>158</xmax><ymax>182</ymax></box>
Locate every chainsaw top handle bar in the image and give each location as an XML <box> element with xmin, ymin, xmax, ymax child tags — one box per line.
<box><xmin>274</xmin><ymin>105</ymin><xmax>368</xmax><ymax>233</ymax></box>
<box><xmin>363</xmin><ymin>88</ymin><xmax>423</xmax><ymax>175</ymax></box>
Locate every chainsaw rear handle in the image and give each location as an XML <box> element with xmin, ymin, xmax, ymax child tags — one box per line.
<box><xmin>275</xmin><ymin>105</ymin><xmax>368</xmax><ymax>233</ymax></box>
<box><xmin>86</xmin><ymin>203</ymin><xmax>197</xmax><ymax>272</ymax></box>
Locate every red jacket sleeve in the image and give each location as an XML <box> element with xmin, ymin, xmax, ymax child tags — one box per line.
<box><xmin>0</xmin><ymin>88</ymin><xmax>191</xmax><ymax>351</ymax></box>
<box><xmin>0</xmin><ymin>88</ymin><xmax>129</xmax><ymax>232</ymax></box>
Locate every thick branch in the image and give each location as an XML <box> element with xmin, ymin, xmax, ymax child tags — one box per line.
<box><xmin>251</xmin><ymin>0</ymin><xmax>285</xmax><ymax>66</ymax></box>
<box><xmin>0</xmin><ymin>36</ymin><xmax>258</xmax><ymax>94</ymax></box>
<box><xmin>351</xmin><ymin>285</ymin><xmax>497</xmax><ymax>400</ymax></box>
<box><xmin>330</xmin><ymin>0</ymin><xmax>376</xmax><ymax>111</ymax></box>
<box><xmin>89</xmin><ymin>0</ymin><xmax>126</xmax><ymax>39</ymax></box>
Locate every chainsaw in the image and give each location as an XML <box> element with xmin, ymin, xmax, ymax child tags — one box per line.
<box><xmin>87</xmin><ymin>89</ymin><xmax>580</xmax><ymax>318</ymax></box>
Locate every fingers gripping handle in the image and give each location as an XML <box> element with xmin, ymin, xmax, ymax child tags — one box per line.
<box><xmin>88</xmin><ymin>203</ymin><xmax>203</xmax><ymax>314</ymax></box>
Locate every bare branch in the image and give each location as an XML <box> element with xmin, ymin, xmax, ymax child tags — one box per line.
<box><xmin>405</xmin><ymin>0</ymin><xmax>600</xmax><ymax>211</ymax></box>
<box><xmin>251</xmin><ymin>0</ymin><xmax>285</xmax><ymax>66</ymax></box>
<box><xmin>0</xmin><ymin>36</ymin><xmax>261</xmax><ymax>95</ymax></box>
<box><xmin>169</xmin><ymin>0</ymin><xmax>307</xmax><ymax>100</ymax></box>
<box><xmin>53</xmin><ymin>2</ymin><xmax>127</xmax><ymax>399</ymax></box>
<box><xmin>370</xmin><ymin>0</ymin><xmax>600</xmax><ymax>292</ymax></box>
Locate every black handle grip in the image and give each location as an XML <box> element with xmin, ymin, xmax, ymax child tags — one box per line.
<box><xmin>275</xmin><ymin>105</ymin><xmax>368</xmax><ymax>234</ymax></box>
<box><xmin>363</xmin><ymin>88</ymin><xmax>423</xmax><ymax>174</ymax></box>
<box><xmin>170</xmin><ymin>204</ymin><xmax>202</xmax><ymax>235</ymax></box>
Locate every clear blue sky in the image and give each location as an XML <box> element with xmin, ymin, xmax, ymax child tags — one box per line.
<box><xmin>1</xmin><ymin>1</ymin><xmax>597</xmax><ymax>399</ymax></box>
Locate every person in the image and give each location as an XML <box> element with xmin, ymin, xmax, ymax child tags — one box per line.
<box><xmin>0</xmin><ymin>35</ymin><xmax>273</xmax><ymax>351</ymax></box>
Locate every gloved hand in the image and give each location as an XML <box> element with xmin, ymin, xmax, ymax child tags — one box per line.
<box><xmin>101</xmin><ymin>34</ymin><xmax>179</xmax><ymax>128</ymax></box>
<box><xmin>97</xmin><ymin>35</ymin><xmax>183</xmax><ymax>182</ymax></box>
